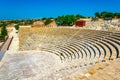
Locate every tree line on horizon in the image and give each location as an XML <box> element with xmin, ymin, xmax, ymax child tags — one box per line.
<box><xmin>0</xmin><ymin>14</ymin><xmax>85</xmax><ymax>26</ymax></box>
<box><xmin>94</xmin><ymin>11</ymin><xmax>120</xmax><ymax>19</ymax></box>
<box><xmin>0</xmin><ymin>11</ymin><xmax>120</xmax><ymax>26</ymax></box>
<box><xmin>0</xmin><ymin>11</ymin><xmax>119</xmax><ymax>41</ymax></box>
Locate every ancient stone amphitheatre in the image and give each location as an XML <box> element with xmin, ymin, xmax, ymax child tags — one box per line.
<box><xmin>0</xmin><ymin>24</ymin><xmax>120</xmax><ymax>80</ymax></box>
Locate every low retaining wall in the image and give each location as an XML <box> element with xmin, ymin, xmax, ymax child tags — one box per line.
<box><xmin>0</xmin><ymin>36</ymin><xmax>9</xmax><ymax>50</ymax></box>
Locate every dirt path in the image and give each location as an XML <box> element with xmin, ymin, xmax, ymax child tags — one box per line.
<box><xmin>0</xmin><ymin>27</ymin><xmax>18</xmax><ymax>61</ymax></box>
<box><xmin>8</xmin><ymin>28</ymin><xmax>19</xmax><ymax>52</ymax></box>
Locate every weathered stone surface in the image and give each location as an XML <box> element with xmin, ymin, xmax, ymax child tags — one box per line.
<box><xmin>0</xmin><ymin>51</ymin><xmax>61</xmax><ymax>80</ymax></box>
<box><xmin>1</xmin><ymin>27</ymin><xmax>119</xmax><ymax>80</ymax></box>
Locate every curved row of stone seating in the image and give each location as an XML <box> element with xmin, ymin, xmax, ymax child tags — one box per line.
<box><xmin>40</xmin><ymin>29</ymin><xmax>120</xmax><ymax>64</ymax></box>
<box><xmin>50</xmin><ymin>29</ymin><xmax>118</xmax><ymax>60</ymax></box>
<box><xmin>74</xmin><ymin>32</ymin><xmax>119</xmax><ymax>60</ymax></box>
<box><xmin>19</xmin><ymin>28</ymin><xmax>90</xmax><ymax>58</ymax></box>
<box><xmin>19</xmin><ymin>27</ymin><xmax>120</xmax><ymax>64</ymax></box>
<box><xmin>52</xmin><ymin>30</ymin><xmax>120</xmax><ymax>79</ymax></box>
<box><xmin>77</xmin><ymin>30</ymin><xmax>119</xmax><ymax>58</ymax></box>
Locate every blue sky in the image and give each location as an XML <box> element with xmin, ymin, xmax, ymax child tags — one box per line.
<box><xmin>0</xmin><ymin>0</ymin><xmax>120</xmax><ymax>20</ymax></box>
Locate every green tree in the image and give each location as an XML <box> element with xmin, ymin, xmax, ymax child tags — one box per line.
<box><xmin>106</xmin><ymin>12</ymin><xmax>114</xmax><ymax>18</ymax></box>
<box><xmin>95</xmin><ymin>12</ymin><xmax>101</xmax><ymax>18</ymax></box>
<box><xmin>1</xmin><ymin>24</ymin><xmax>8</xmax><ymax>37</ymax></box>
<box><xmin>44</xmin><ymin>18</ymin><xmax>52</xmax><ymax>25</ymax></box>
<box><xmin>56</xmin><ymin>16</ymin><xmax>64</xmax><ymax>26</ymax></box>
<box><xmin>14</xmin><ymin>24</ymin><xmax>19</xmax><ymax>30</ymax></box>
<box><xmin>76</xmin><ymin>14</ymin><xmax>81</xmax><ymax>19</ymax></box>
<box><xmin>101</xmin><ymin>12</ymin><xmax>108</xmax><ymax>18</ymax></box>
<box><xmin>101</xmin><ymin>11</ymin><xmax>114</xmax><ymax>18</ymax></box>
<box><xmin>41</xmin><ymin>17</ymin><xmax>47</xmax><ymax>21</ymax></box>
<box><xmin>0</xmin><ymin>22</ymin><xmax>7</xmax><ymax>27</ymax></box>
<box><xmin>114</xmin><ymin>13</ymin><xmax>120</xmax><ymax>18</ymax></box>
<box><xmin>56</xmin><ymin>15</ymin><xmax>82</xmax><ymax>26</ymax></box>
<box><xmin>65</xmin><ymin>15</ymin><xmax>77</xmax><ymax>26</ymax></box>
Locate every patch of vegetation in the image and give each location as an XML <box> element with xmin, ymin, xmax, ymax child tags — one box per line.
<box><xmin>1</xmin><ymin>26</ymin><xmax>7</xmax><ymax>36</ymax></box>
<box><xmin>14</xmin><ymin>24</ymin><xmax>19</xmax><ymax>30</ymax></box>
<box><xmin>44</xmin><ymin>19</ymin><xmax>52</xmax><ymax>25</ymax></box>
<box><xmin>56</xmin><ymin>14</ymin><xmax>85</xmax><ymax>26</ymax></box>
<box><xmin>0</xmin><ymin>23</ymin><xmax>8</xmax><ymax>41</ymax></box>
<box><xmin>95</xmin><ymin>11</ymin><xmax>120</xmax><ymax>19</ymax></box>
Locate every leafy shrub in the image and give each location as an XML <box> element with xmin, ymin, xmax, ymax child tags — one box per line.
<box><xmin>14</xmin><ymin>24</ymin><xmax>19</xmax><ymax>30</ymax></box>
<box><xmin>1</xmin><ymin>26</ymin><xmax>8</xmax><ymax>36</ymax></box>
<box><xmin>44</xmin><ymin>19</ymin><xmax>52</xmax><ymax>25</ymax></box>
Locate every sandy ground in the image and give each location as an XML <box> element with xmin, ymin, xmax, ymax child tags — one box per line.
<box><xmin>0</xmin><ymin>51</ymin><xmax>61</xmax><ymax>80</ymax></box>
<box><xmin>0</xmin><ymin>27</ymin><xmax>62</xmax><ymax>80</ymax></box>
<box><xmin>8</xmin><ymin>27</ymin><xmax>19</xmax><ymax>52</ymax></box>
